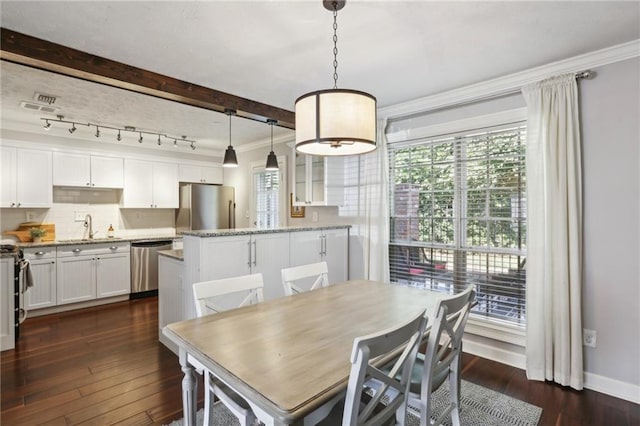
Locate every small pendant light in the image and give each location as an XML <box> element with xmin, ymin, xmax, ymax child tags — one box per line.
<box><xmin>265</xmin><ymin>119</ymin><xmax>279</xmax><ymax>171</ymax></box>
<box><xmin>223</xmin><ymin>109</ymin><xmax>238</xmax><ymax>168</ymax></box>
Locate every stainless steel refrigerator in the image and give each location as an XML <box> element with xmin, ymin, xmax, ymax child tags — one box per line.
<box><xmin>176</xmin><ymin>183</ymin><xmax>236</xmax><ymax>232</ymax></box>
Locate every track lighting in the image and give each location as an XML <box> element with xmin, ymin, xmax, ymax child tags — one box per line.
<box><xmin>265</xmin><ymin>119</ymin><xmax>279</xmax><ymax>171</ymax></box>
<box><xmin>223</xmin><ymin>109</ymin><xmax>238</xmax><ymax>168</ymax></box>
<box><xmin>38</xmin><ymin>117</ymin><xmax>196</xmax><ymax>149</ymax></box>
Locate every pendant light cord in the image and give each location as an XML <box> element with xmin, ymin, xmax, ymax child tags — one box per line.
<box><xmin>270</xmin><ymin>121</ymin><xmax>274</xmax><ymax>150</ymax></box>
<box><xmin>228</xmin><ymin>110</ymin><xmax>232</xmax><ymax>148</ymax></box>
<box><xmin>332</xmin><ymin>2</ymin><xmax>339</xmax><ymax>89</ymax></box>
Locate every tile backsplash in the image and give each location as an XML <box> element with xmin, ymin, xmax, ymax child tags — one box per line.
<box><xmin>1</xmin><ymin>188</ymin><xmax>175</xmax><ymax>241</ymax></box>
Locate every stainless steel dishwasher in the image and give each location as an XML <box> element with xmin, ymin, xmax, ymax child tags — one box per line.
<box><xmin>130</xmin><ymin>240</ymin><xmax>173</xmax><ymax>297</ymax></box>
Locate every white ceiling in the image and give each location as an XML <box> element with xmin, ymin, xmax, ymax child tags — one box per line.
<box><xmin>1</xmin><ymin>1</ymin><xmax>638</xmax><ymax>154</ymax></box>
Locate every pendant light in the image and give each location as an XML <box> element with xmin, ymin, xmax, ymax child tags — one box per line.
<box><xmin>295</xmin><ymin>0</ymin><xmax>377</xmax><ymax>156</ymax></box>
<box><xmin>265</xmin><ymin>119</ymin><xmax>279</xmax><ymax>171</ymax></box>
<box><xmin>223</xmin><ymin>109</ymin><xmax>239</xmax><ymax>168</ymax></box>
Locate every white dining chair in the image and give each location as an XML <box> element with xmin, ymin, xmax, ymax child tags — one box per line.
<box><xmin>281</xmin><ymin>261</ymin><xmax>329</xmax><ymax>296</ymax></box>
<box><xmin>307</xmin><ymin>308</ymin><xmax>428</xmax><ymax>426</ymax></box>
<box><xmin>190</xmin><ymin>273</ymin><xmax>264</xmax><ymax>426</ymax></box>
<box><xmin>407</xmin><ymin>285</ymin><xmax>475</xmax><ymax>426</ymax></box>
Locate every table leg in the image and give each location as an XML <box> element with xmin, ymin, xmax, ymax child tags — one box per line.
<box><xmin>179</xmin><ymin>348</ymin><xmax>198</xmax><ymax>426</ymax></box>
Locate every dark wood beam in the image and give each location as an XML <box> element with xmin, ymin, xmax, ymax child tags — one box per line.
<box><xmin>0</xmin><ymin>28</ymin><xmax>296</xmax><ymax>129</ymax></box>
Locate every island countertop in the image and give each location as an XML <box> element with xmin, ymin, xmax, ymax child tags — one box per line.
<box><xmin>181</xmin><ymin>225</ymin><xmax>351</xmax><ymax>238</ymax></box>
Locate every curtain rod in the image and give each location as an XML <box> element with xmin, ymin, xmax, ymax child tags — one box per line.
<box><xmin>388</xmin><ymin>70</ymin><xmax>594</xmax><ymax>123</ymax></box>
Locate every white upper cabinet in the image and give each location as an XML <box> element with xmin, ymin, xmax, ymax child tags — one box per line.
<box><xmin>53</xmin><ymin>152</ymin><xmax>124</xmax><ymax>188</ymax></box>
<box><xmin>292</xmin><ymin>148</ymin><xmax>344</xmax><ymax>206</ymax></box>
<box><xmin>121</xmin><ymin>159</ymin><xmax>178</xmax><ymax>208</ymax></box>
<box><xmin>179</xmin><ymin>164</ymin><xmax>223</xmax><ymax>184</ymax></box>
<box><xmin>1</xmin><ymin>146</ymin><xmax>52</xmax><ymax>208</ymax></box>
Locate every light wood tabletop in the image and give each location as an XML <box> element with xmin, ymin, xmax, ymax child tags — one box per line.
<box><xmin>163</xmin><ymin>279</ymin><xmax>446</xmax><ymax>426</ymax></box>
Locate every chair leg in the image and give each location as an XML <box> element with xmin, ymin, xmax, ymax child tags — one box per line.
<box><xmin>449</xmin><ymin>354</ymin><xmax>462</xmax><ymax>426</ymax></box>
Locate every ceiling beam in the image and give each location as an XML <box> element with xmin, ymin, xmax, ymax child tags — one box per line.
<box><xmin>0</xmin><ymin>28</ymin><xmax>296</xmax><ymax>129</ymax></box>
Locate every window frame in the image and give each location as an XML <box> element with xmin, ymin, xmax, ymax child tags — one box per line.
<box><xmin>249</xmin><ymin>157</ymin><xmax>287</xmax><ymax>229</ymax></box>
<box><xmin>387</xmin><ymin>108</ymin><xmax>528</xmax><ymax>346</ymax></box>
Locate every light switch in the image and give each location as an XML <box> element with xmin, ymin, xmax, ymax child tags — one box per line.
<box><xmin>312</xmin><ymin>211</ymin><xmax>319</xmax><ymax>222</ymax></box>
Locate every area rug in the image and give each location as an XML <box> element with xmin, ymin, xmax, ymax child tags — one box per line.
<box><xmin>164</xmin><ymin>380</ymin><xmax>542</xmax><ymax>426</ymax></box>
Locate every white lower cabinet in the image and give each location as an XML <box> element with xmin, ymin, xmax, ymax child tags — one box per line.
<box><xmin>56</xmin><ymin>242</ymin><xmax>130</xmax><ymax>305</ymax></box>
<box><xmin>199</xmin><ymin>233</ymin><xmax>290</xmax><ymax>301</ymax></box>
<box><xmin>1</xmin><ymin>258</ymin><xmax>15</xmax><ymax>351</ymax></box>
<box><xmin>289</xmin><ymin>228</ymin><xmax>349</xmax><ymax>284</ymax></box>
<box><xmin>23</xmin><ymin>248</ymin><xmax>57</xmax><ymax>310</ymax></box>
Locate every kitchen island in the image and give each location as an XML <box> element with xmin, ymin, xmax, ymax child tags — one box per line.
<box><xmin>158</xmin><ymin>225</ymin><xmax>350</xmax><ymax>354</ymax></box>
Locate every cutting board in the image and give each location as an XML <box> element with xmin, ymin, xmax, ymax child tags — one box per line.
<box><xmin>3</xmin><ymin>222</ymin><xmax>56</xmax><ymax>242</ymax></box>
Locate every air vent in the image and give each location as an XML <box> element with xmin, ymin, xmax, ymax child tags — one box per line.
<box><xmin>19</xmin><ymin>101</ymin><xmax>60</xmax><ymax>114</ymax></box>
<box><xmin>33</xmin><ymin>92</ymin><xmax>57</xmax><ymax>105</ymax></box>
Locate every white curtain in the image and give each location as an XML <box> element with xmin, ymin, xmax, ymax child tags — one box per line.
<box><xmin>358</xmin><ymin>118</ymin><xmax>390</xmax><ymax>282</ymax></box>
<box><xmin>522</xmin><ymin>74</ymin><xmax>583</xmax><ymax>390</ymax></box>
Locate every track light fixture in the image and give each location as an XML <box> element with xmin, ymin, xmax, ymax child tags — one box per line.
<box><xmin>265</xmin><ymin>119</ymin><xmax>279</xmax><ymax>171</ymax></box>
<box><xmin>39</xmin><ymin>117</ymin><xmax>196</xmax><ymax>150</ymax></box>
<box><xmin>223</xmin><ymin>109</ymin><xmax>238</xmax><ymax>168</ymax></box>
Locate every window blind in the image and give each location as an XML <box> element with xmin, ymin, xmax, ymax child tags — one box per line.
<box><xmin>389</xmin><ymin>122</ymin><xmax>527</xmax><ymax>325</ymax></box>
<box><xmin>254</xmin><ymin>169</ymin><xmax>280</xmax><ymax>229</ymax></box>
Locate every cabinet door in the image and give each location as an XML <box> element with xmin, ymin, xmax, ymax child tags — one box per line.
<box><xmin>152</xmin><ymin>162</ymin><xmax>179</xmax><ymax>208</ymax></box>
<box><xmin>159</xmin><ymin>256</ymin><xmax>185</xmax><ymax>330</ymax></box>
<box><xmin>309</xmin><ymin>156</ymin><xmax>325</xmax><ymax>204</ymax></box>
<box><xmin>252</xmin><ymin>233</ymin><xmax>289</xmax><ymax>301</ymax></box>
<box><xmin>0</xmin><ymin>259</ymin><xmax>15</xmax><ymax>351</ymax></box>
<box><xmin>57</xmin><ymin>256</ymin><xmax>96</xmax><ymax>305</ymax></box>
<box><xmin>293</xmin><ymin>151</ymin><xmax>308</xmax><ymax>204</ymax></box>
<box><xmin>199</xmin><ymin>235</ymin><xmax>251</xmax><ymax>281</ymax></box>
<box><xmin>16</xmin><ymin>148</ymin><xmax>52</xmax><ymax>208</ymax></box>
<box><xmin>53</xmin><ymin>152</ymin><xmax>91</xmax><ymax>187</ymax></box>
<box><xmin>26</xmin><ymin>258</ymin><xmax>57</xmax><ymax>309</ymax></box>
<box><xmin>322</xmin><ymin>229</ymin><xmax>349</xmax><ymax>283</ymax></box>
<box><xmin>91</xmin><ymin>155</ymin><xmax>124</xmax><ymax>188</ymax></box>
<box><xmin>289</xmin><ymin>230</ymin><xmax>323</xmax><ymax>267</ymax></box>
<box><xmin>122</xmin><ymin>159</ymin><xmax>154</xmax><ymax>207</ymax></box>
<box><xmin>0</xmin><ymin>146</ymin><xmax>17</xmax><ymax>207</ymax></box>
<box><xmin>96</xmin><ymin>253</ymin><xmax>130</xmax><ymax>298</ymax></box>
<box><xmin>201</xmin><ymin>166</ymin><xmax>223</xmax><ymax>184</ymax></box>
<box><xmin>178</xmin><ymin>165</ymin><xmax>203</xmax><ymax>183</ymax></box>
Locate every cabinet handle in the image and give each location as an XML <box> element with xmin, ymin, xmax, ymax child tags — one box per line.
<box><xmin>35</xmin><ymin>251</ymin><xmax>45</xmax><ymax>256</ymax></box>
<box><xmin>92</xmin><ymin>183</ymin><xmax>95</xmax><ymax>187</ymax></box>
<box><xmin>72</xmin><ymin>248</ymin><xmax>81</xmax><ymax>253</ymax></box>
<box><xmin>10</xmin><ymin>202</ymin><xmax>15</xmax><ymax>207</ymax></box>
<box><xmin>247</xmin><ymin>241</ymin><xmax>252</xmax><ymax>267</ymax></box>
<box><xmin>253</xmin><ymin>240</ymin><xmax>257</xmax><ymax>267</ymax></box>
<box><xmin>17</xmin><ymin>202</ymin><xmax>21</xmax><ymax>207</ymax></box>
<box><xmin>86</xmin><ymin>182</ymin><xmax>90</xmax><ymax>186</ymax></box>
<box><xmin>51</xmin><ymin>261</ymin><xmax>55</xmax><ymax>264</ymax></box>
<box><xmin>110</xmin><ymin>246</ymin><xmax>117</xmax><ymax>250</ymax></box>
<box><xmin>150</xmin><ymin>204</ymin><xmax>154</xmax><ymax>208</ymax></box>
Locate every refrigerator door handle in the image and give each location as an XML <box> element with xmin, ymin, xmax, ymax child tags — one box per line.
<box><xmin>228</xmin><ymin>200</ymin><xmax>233</xmax><ymax>229</ymax></box>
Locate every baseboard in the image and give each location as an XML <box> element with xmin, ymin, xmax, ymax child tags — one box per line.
<box><xmin>462</xmin><ymin>338</ymin><xmax>640</xmax><ymax>404</ymax></box>
<box><xmin>584</xmin><ymin>371</ymin><xmax>640</xmax><ymax>404</ymax></box>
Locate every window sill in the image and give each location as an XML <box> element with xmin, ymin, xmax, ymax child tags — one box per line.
<box><xmin>464</xmin><ymin>315</ymin><xmax>526</xmax><ymax>347</ymax></box>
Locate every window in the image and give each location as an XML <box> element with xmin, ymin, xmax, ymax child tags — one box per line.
<box><xmin>252</xmin><ymin>165</ymin><xmax>282</xmax><ymax>229</ymax></box>
<box><xmin>389</xmin><ymin>121</ymin><xmax>527</xmax><ymax>325</ymax></box>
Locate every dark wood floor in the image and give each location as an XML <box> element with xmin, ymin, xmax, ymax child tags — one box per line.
<box><xmin>1</xmin><ymin>297</ymin><xmax>638</xmax><ymax>426</ymax></box>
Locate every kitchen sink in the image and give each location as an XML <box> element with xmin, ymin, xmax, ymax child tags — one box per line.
<box><xmin>56</xmin><ymin>237</ymin><xmax>124</xmax><ymax>243</ymax></box>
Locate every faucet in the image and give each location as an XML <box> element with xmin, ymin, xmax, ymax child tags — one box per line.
<box><xmin>84</xmin><ymin>214</ymin><xmax>98</xmax><ymax>239</ymax></box>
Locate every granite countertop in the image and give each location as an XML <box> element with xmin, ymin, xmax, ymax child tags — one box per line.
<box><xmin>17</xmin><ymin>234</ymin><xmax>182</xmax><ymax>249</ymax></box>
<box><xmin>158</xmin><ymin>249</ymin><xmax>184</xmax><ymax>261</ymax></box>
<box><xmin>181</xmin><ymin>224</ymin><xmax>351</xmax><ymax>238</ymax></box>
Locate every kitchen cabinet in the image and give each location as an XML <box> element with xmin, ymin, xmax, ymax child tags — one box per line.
<box><xmin>0</xmin><ymin>258</ymin><xmax>15</xmax><ymax>351</ymax></box>
<box><xmin>53</xmin><ymin>152</ymin><xmax>123</xmax><ymax>188</ymax></box>
<box><xmin>121</xmin><ymin>159</ymin><xmax>178</xmax><ymax>208</ymax></box>
<box><xmin>289</xmin><ymin>228</ymin><xmax>349</xmax><ymax>284</ymax></box>
<box><xmin>158</xmin><ymin>254</ymin><xmax>185</xmax><ymax>353</ymax></box>
<box><xmin>198</xmin><ymin>233</ymin><xmax>290</xmax><ymax>301</ymax></box>
<box><xmin>292</xmin><ymin>149</ymin><xmax>344</xmax><ymax>206</ymax></box>
<box><xmin>0</xmin><ymin>146</ymin><xmax>52</xmax><ymax>208</ymax></box>
<box><xmin>23</xmin><ymin>247</ymin><xmax>57</xmax><ymax>310</ymax></box>
<box><xmin>56</xmin><ymin>242</ymin><xmax>130</xmax><ymax>305</ymax></box>
<box><xmin>179</xmin><ymin>164</ymin><xmax>223</xmax><ymax>184</ymax></box>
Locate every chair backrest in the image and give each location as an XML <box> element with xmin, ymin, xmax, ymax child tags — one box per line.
<box><xmin>281</xmin><ymin>262</ymin><xmax>329</xmax><ymax>296</ymax></box>
<box><xmin>416</xmin><ymin>285</ymin><xmax>475</xmax><ymax>424</ymax></box>
<box><xmin>192</xmin><ymin>273</ymin><xmax>264</xmax><ymax>317</ymax></box>
<box><xmin>342</xmin><ymin>309</ymin><xmax>428</xmax><ymax>426</ymax></box>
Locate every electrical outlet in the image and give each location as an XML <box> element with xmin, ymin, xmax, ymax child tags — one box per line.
<box><xmin>26</xmin><ymin>211</ymin><xmax>37</xmax><ymax>222</ymax></box>
<box><xmin>74</xmin><ymin>211</ymin><xmax>86</xmax><ymax>222</ymax></box>
<box><xmin>583</xmin><ymin>329</ymin><xmax>597</xmax><ymax>348</ymax></box>
<box><xmin>312</xmin><ymin>211</ymin><xmax>319</xmax><ymax>222</ymax></box>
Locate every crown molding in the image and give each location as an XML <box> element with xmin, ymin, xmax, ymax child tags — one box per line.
<box><xmin>379</xmin><ymin>39</ymin><xmax>640</xmax><ymax>120</ymax></box>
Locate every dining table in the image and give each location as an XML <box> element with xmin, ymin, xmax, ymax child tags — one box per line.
<box><xmin>162</xmin><ymin>279</ymin><xmax>447</xmax><ymax>426</ymax></box>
